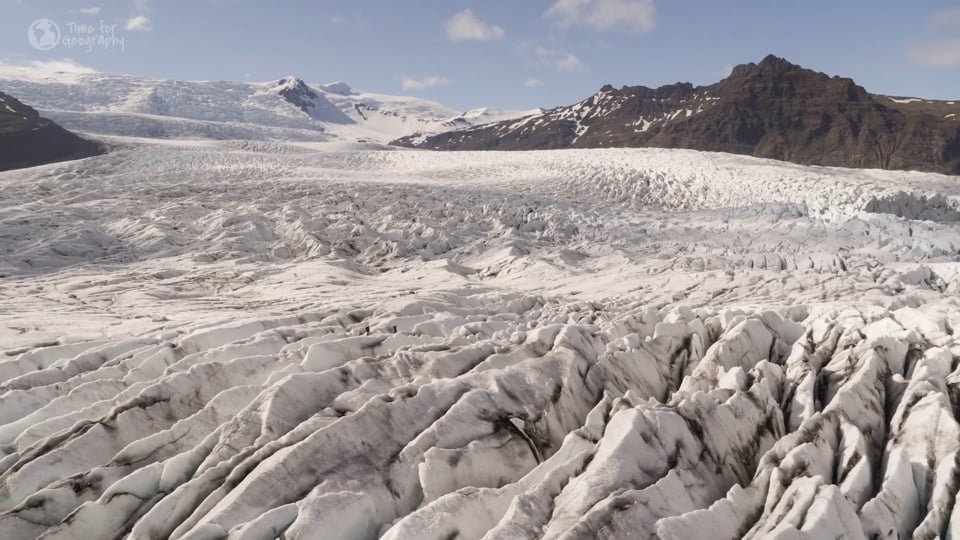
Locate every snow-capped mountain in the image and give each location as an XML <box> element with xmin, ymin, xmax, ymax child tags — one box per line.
<box><xmin>0</xmin><ymin>91</ymin><xmax>102</xmax><ymax>171</ymax></box>
<box><xmin>395</xmin><ymin>55</ymin><xmax>960</xmax><ymax>175</ymax></box>
<box><xmin>268</xmin><ymin>76</ymin><xmax>353</xmax><ymax>124</ymax></box>
<box><xmin>442</xmin><ymin>107</ymin><xmax>545</xmax><ymax>130</ymax></box>
<box><xmin>0</xmin><ymin>71</ymin><xmax>530</xmax><ymax>144</ymax></box>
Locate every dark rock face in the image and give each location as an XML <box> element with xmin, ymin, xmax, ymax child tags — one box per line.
<box><xmin>275</xmin><ymin>77</ymin><xmax>321</xmax><ymax>114</ymax></box>
<box><xmin>273</xmin><ymin>77</ymin><xmax>354</xmax><ymax>125</ymax></box>
<box><xmin>0</xmin><ymin>91</ymin><xmax>103</xmax><ymax>172</ymax></box>
<box><xmin>394</xmin><ymin>55</ymin><xmax>960</xmax><ymax>175</ymax></box>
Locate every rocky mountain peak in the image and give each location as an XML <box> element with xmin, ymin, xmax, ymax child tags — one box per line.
<box><xmin>275</xmin><ymin>76</ymin><xmax>309</xmax><ymax>90</ymax></box>
<box><xmin>757</xmin><ymin>53</ymin><xmax>797</xmax><ymax>72</ymax></box>
<box><xmin>394</xmin><ymin>55</ymin><xmax>960</xmax><ymax>175</ymax></box>
<box><xmin>727</xmin><ymin>54</ymin><xmax>803</xmax><ymax>81</ymax></box>
<box><xmin>272</xmin><ymin>77</ymin><xmax>320</xmax><ymax>113</ymax></box>
<box><xmin>0</xmin><ymin>91</ymin><xmax>103</xmax><ymax>171</ymax></box>
<box><xmin>265</xmin><ymin>77</ymin><xmax>355</xmax><ymax>124</ymax></box>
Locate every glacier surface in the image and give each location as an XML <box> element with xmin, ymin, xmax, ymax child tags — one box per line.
<box><xmin>1</xmin><ymin>141</ymin><xmax>960</xmax><ymax>539</ymax></box>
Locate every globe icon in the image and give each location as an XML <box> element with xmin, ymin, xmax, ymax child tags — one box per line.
<box><xmin>28</xmin><ymin>19</ymin><xmax>60</xmax><ymax>51</ymax></box>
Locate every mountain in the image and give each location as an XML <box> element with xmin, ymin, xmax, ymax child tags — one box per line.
<box><xmin>269</xmin><ymin>76</ymin><xmax>354</xmax><ymax>124</ymax></box>
<box><xmin>0</xmin><ymin>71</ymin><xmax>531</xmax><ymax>144</ymax></box>
<box><xmin>0</xmin><ymin>91</ymin><xmax>102</xmax><ymax>172</ymax></box>
<box><xmin>442</xmin><ymin>107</ymin><xmax>545</xmax><ymax>130</ymax></box>
<box><xmin>394</xmin><ymin>55</ymin><xmax>960</xmax><ymax>175</ymax></box>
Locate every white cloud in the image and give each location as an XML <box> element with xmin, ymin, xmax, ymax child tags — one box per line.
<box><xmin>0</xmin><ymin>58</ymin><xmax>98</xmax><ymax>81</ymax></box>
<box><xmin>555</xmin><ymin>53</ymin><xmax>586</xmax><ymax>72</ymax></box>
<box><xmin>523</xmin><ymin>78</ymin><xmax>544</xmax><ymax>87</ymax></box>
<box><xmin>70</xmin><ymin>7</ymin><xmax>102</xmax><ymax>15</ymax></box>
<box><xmin>330</xmin><ymin>14</ymin><xmax>346</xmax><ymax>25</ymax></box>
<box><xmin>445</xmin><ymin>9</ymin><xmax>504</xmax><ymax>42</ymax></box>
<box><xmin>125</xmin><ymin>15</ymin><xmax>153</xmax><ymax>31</ymax></box>
<box><xmin>722</xmin><ymin>64</ymin><xmax>734</xmax><ymax>77</ymax></box>
<box><xmin>909</xmin><ymin>39</ymin><xmax>960</xmax><ymax>67</ymax></box>
<box><xmin>545</xmin><ymin>0</ymin><xmax>655</xmax><ymax>33</ymax></box>
<box><xmin>402</xmin><ymin>76</ymin><xmax>451</xmax><ymax>90</ymax></box>
<box><xmin>126</xmin><ymin>0</ymin><xmax>152</xmax><ymax>31</ymax></box>
<box><xmin>520</xmin><ymin>43</ymin><xmax>589</xmax><ymax>73</ymax></box>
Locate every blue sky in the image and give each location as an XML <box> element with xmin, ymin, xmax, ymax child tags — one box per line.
<box><xmin>1</xmin><ymin>0</ymin><xmax>958</xmax><ymax>110</ymax></box>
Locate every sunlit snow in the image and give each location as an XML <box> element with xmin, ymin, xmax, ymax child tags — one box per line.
<box><xmin>1</xmin><ymin>135</ymin><xmax>960</xmax><ymax>539</ymax></box>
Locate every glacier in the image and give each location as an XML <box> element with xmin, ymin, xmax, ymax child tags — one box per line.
<box><xmin>1</xmin><ymin>139</ymin><xmax>960</xmax><ymax>539</ymax></box>
<box><xmin>0</xmin><ymin>70</ymin><xmax>538</xmax><ymax>144</ymax></box>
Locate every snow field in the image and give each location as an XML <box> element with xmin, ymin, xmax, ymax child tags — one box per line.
<box><xmin>0</xmin><ymin>141</ymin><xmax>959</xmax><ymax>538</ymax></box>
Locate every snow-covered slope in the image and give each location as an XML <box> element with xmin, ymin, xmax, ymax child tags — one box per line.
<box><xmin>2</xmin><ymin>141</ymin><xmax>960</xmax><ymax>538</ymax></box>
<box><xmin>0</xmin><ymin>71</ymin><xmax>529</xmax><ymax>143</ymax></box>
<box><xmin>442</xmin><ymin>106</ymin><xmax>545</xmax><ymax>130</ymax></box>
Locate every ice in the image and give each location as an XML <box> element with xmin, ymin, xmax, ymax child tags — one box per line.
<box><xmin>1</xmin><ymin>139</ymin><xmax>960</xmax><ymax>538</ymax></box>
<box><xmin>0</xmin><ymin>74</ymin><xmax>533</xmax><ymax>144</ymax></box>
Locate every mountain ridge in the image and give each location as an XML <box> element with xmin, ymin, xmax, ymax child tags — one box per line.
<box><xmin>393</xmin><ymin>55</ymin><xmax>960</xmax><ymax>175</ymax></box>
<box><xmin>0</xmin><ymin>91</ymin><xmax>103</xmax><ymax>172</ymax></box>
